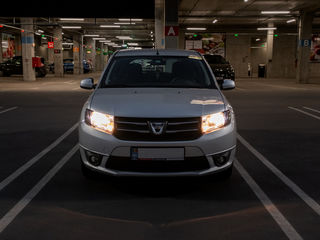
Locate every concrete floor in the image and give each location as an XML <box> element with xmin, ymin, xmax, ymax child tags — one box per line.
<box><xmin>0</xmin><ymin>74</ymin><xmax>319</xmax><ymax>239</ymax></box>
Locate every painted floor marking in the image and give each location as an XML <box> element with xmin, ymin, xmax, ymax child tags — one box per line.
<box><xmin>0</xmin><ymin>145</ymin><xmax>78</xmax><ymax>233</ymax></box>
<box><xmin>237</xmin><ymin>133</ymin><xmax>320</xmax><ymax>216</ymax></box>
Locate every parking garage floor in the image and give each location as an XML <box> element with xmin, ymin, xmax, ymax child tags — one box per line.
<box><xmin>0</xmin><ymin>75</ymin><xmax>319</xmax><ymax>239</ymax></box>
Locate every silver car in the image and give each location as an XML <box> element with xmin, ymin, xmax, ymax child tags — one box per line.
<box><xmin>79</xmin><ymin>49</ymin><xmax>236</xmax><ymax>179</ymax></box>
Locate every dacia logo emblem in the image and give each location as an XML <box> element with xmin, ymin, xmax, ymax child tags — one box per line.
<box><xmin>148</xmin><ymin>121</ymin><xmax>167</xmax><ymax>135</ymax></box>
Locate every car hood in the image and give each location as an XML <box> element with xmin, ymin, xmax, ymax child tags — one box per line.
<box><xmin>90</xmin><ymin>88</ymin><xmax>225</xmax><ymax>118</ymax></box>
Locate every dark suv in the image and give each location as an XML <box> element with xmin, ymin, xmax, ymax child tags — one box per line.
<box><xmin>0</xmin><ymin>56</ymin><xmax>47</xmax><ymax>77</ymax></box>
<box><xmin>203</xmin><ymin>54</ymin><xmax>235</xmax><ymax>86</ymax></box>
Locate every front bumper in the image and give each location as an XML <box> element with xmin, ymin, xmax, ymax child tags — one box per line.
<box><xmin>79</xmin><ymin>118</ymin><xmax>236</xmax><ymax>177</ymax></box>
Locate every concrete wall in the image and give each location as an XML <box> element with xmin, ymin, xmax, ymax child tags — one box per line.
<box><xmin>269</xmin><ymin>35</ymin><xmax>297</xmax><ymax>78</ymax></box>
<box><xmin>226</xmin><ymin>35</ymin><xmax>251</xmax><ymax>77</ymax></box>
<box><xmin>250</xmin><ymin>47</ymin><xmax>267</xmax><ymax>77</ymax></box>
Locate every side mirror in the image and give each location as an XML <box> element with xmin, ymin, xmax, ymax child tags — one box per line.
<box><xmin>221</xmin><ymin>79</ymin><xmax>235</xmax><ymax>90</ymax></box>
<box><xmin>80</xmin><ymin>78</ymin><xmax>95</xmax><ymax>90</ymax></box>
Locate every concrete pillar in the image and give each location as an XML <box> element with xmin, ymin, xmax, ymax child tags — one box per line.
<box><xmin>165</xmin><ymin>0</ymin><xmax>179</xmax><ymax>49</ymax></box>
<box><xmin>73</xmin><ymin>34</ymin><xmax>81</xmax><ymax>74</ymax></box>
<box><xmin>14</xmin><ymin>34</ymin><xmax>22</xmax><ymax>56</ymax></box>
<box><xmin>86</xmin><ymin>38</ymin><xmax>96</xmax><ymax>72</ymax></box>
<box><xmin>179</xmin><ymin>28</ymin><xmax>185</xmax><ymax>49</ymax></box>
<box><xmin>296</xmin><ymin>10</ymin><xmax>314</xmax><ymax>84</ymax></box>
<box><xmin>96</xmin><ymin>42</ymin><xmax>104</xmax><ymax>71</ymax></box>
<box><xmin>103</xmin><ymin>44</ymin><xmax>109</xmax><ymax>66</ymax></box>
<box><xmin>53</xmin><ymin>26</ymin><xmax>63</xmax><ymax>77</ymax></box>
<box><xmin>0</xmin><ymin>33</ymin><xmax>2</xmax><ymax>63</ymax></box>
<box><xmin>155</xmin><ymin>0</ymin><xmax>165</xmax><ymax>49</ymax></box>
<box><xmin>20</xmin><ymin>17</ymin><xmax>36</xmax><ymax>81</ymax></box>
<box><xmin>266</xmin><ymin>23</ymin><xmax>274</xmax><ymax>78</ymax></box>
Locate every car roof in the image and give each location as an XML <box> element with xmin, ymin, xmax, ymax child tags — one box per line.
<box><xmin>115</xmin><ymin>49</ymin><xmax>203</xmax><ymax>57</ymax></box>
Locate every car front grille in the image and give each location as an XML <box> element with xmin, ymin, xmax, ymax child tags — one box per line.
<box><xmin>105</xmin><ymin>156</ymin><xmax>210</xmax><ymax>172</ymax></box>
<box><xmin>114</xmin><ymin>116</ymin><xmax>202</xmax><ymax>141</ymax></box>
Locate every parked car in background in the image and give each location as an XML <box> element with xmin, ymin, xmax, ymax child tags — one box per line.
<box><xmin>0</xmin><ymin>56</ymin><xmax>47</xmax><ymax>77</ymax></box>
<box><xmin>203</xmin><ymin>54</ymin><xmax>235</xmax><ymax>86</ymax></box>
<box><xmin>49</xmin><ymin>59</ymin><xmax>91</xmax><ymax>74</ymax></box>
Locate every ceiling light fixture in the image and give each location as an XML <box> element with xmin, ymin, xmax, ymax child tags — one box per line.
<box><xmin>186</xmin><ymin>27</ymin><xmax>207</xmax><ymax>31</ymax></box>
<box><xmin>116</xmin><ymin>36</ymin><xmax>133</xmax><ymax>40</ymax></box>
<box><xmin>257</xmin><ymin>27</ymin><xmax>277</xmax><ymax>31</ymax></box>
<box><xmin>60</xmin><ymin>18</ymin><xmax>84</xmax><ymax>21</ymax></box>
<box><xmin>61</xmin><ymin>26</ymin><xmax>82</xmax><ymax>29</ymax></box>
<box><xmin>261</xmin><ymin>11</ymin><xmax>290</xmax><ymax>14</ymax></box>
<box><xmin>84</xmin><ymin>34</ymin><xmax>99</xmax><ymax>37</ymax></box>
<box><xmin>286</xmin><ymin>19</ymin><xmax>296</xmax><ymax>23</ymax></box>
<box><xmin>212</xmin><ymin>19</ymin><xmax>218</xmax><ymax>24</ymax></box>
<box><xmin>100</xmin><ymin>25</ymin><xmax>121</xmax><ymax>28</ymax></box>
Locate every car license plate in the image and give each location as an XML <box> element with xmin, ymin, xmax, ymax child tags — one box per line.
<box><xmin>131</xmin><ymin>148</ymin><xmax>184</xmax><ymax>161</ymax></box>
<box><xmin>216</xmin><ymin>76</ymin><xmax>224</xmax><ymax>80</ymax></box>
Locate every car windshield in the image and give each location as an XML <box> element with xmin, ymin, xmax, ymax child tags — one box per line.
<box><xmin>204</xmin><ymin>55</ymin><xmax>228</xmax><ymax>64</ymax></box>
<box><xmin>100</xmin><ymin>56</ymin><xmax>216</xmax><ymax>89</ymax></box>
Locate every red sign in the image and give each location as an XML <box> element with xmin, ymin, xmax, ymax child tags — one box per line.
<box><xmin>165</xmin><ymin>26</ymin><xmax>179</xmax><ymax>36</ymax></box>
<box><xmin>48</xmin><ymin>42</ymin><xmax>54</xmax><ymax>49</ymax></box>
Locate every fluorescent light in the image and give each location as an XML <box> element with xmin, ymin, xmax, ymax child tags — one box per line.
<box><xmin>60</xmin><ymin>18</ymin><xmax>84</xmax><ymax>21</ymax></box>
<box><xmin>212</xmin><ymin>19</ymin><xmax>218</xmax><ymax>24</ymax></box>
<box><xmin>134</xmin><ymin>47</ymin><xmax>142</xmax><ymax>49</ymax></box>
<box><xmin>244</xmin><ymin>0</ymin><xmax>248</xmax><ymax>2</ymax></box>
<box><xmin>99</xmin><ymin>40</ymin><xmax>111</xmax><ymax>43</ymax></box>
<box><xmin>84</xmin><ymin>34</ymin><xmax>99</xmax><ymax>37</ymax></box>
<box><xmin>118</xmin><ymin>18</ymin><xmax>143</xmax><ymax>22</ymax></box>
<box><xmin>286</xmin><ymin>19</ymin><xmax>296</xmax><ymax>23</ymax></box>
<box><xmin>256</xmin><ymin>38</ymin><xmax>261</xmax><ymax>41</ymax></box>
<box><xmin>114</xmin><ymin>22</ymin><xmax>135</xmax><ymax>25</ymax></box>
<box><xmin>127</xmin><ymin>43</ymin><xmax>139</xmax><ymax>46</ymax></box>
<box><xmin>100</xmin><ymin>25</ymin><xmax>121</xmax><ymax>28</ymax></box>
<box><xmin>92</xmin><ymin>38</ymin><xmax>106</xmax><ymax>40</ymax></box>
<box><xmin>62</xmin><ymin>26</ymin><xmax>82</xmax><ymax>29</ymax></box>
<box><xmin>261</xmin><ymin>11</ymin><xmax>290</xmax><ymax>14</ymax></box>
<box><xmin>186</xmin><ymin>27</ymin><xmax>207</xmax><ymax>31</ymax></box>
<box><xmin>62</xmin><ymin>42</ymin><xmax>74</xmax><ymax>45</ymax></box>
<box><xmin>257</xmin><ymin>27</ymin><xmax>277</xmax><ymax>30</ymax></box>
<box><xmin>116</xmin><ymin>36</ymin><xmax>133</xmax><ymax>40</ymax></box>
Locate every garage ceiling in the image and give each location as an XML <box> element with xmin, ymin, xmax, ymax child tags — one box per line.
<box><xmin>1</xmin><ymin>0</ymin><xmax>320</xmax><ymax>50</ymax></box>
<box><xmin>179</xmin><ymin>0</ymin><xmax>320</xmax><ymax>32</ymax></box>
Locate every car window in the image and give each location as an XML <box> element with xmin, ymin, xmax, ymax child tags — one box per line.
<box><xmin>101</xmin><ymin>56</ymin><xmax>216</xmax><ymax>89</ymax></box>
<box><xmin>204</xmin><ymin>55</ymin><xmax>228</xmax><ymax>64</ymax></box>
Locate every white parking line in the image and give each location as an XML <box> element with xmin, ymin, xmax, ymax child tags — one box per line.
<box><xmin>303</xmin><ymin>106</ymin><xmax>320</xmax><ymax>114</ymax></box>
<box><xmin>0</xmin><ymin>123</ymin><xmax>78</xmax><ymax>192</ymax></box>
<box><xmin>0</xmin><ymin>107</ymin><xmax>18</xmax><ymax>115</ymax></box>
<box><xmin>0</xmin><ymin>144</ymin><xmax>78</xmax><ymax>234</ymax></box>
<box><xmin>234</xmin><ymin>161</ymin><xmax>302</xmax><ymax>240</ymax></box>
<box><xmin>288</xmin><ymin>106</ymin><xmax>320</xmax><ymax>120</ymax></box>
<box><xmin>237</xmin><ymin>133</ymin><xmax>320</xmax><ymax>216</ymax></box>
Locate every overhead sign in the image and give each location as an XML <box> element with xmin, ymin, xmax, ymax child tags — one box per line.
<box><xmin>299</xmin><ymin>39</ymin><xmax>311</xmax><ymax>47</ymax></box>
<box><xmin>165</xmin><ymin>26</ymin><xmax>179</xmax><ymax>36</ymax></box>
<box><xmin>48</xmin><ymin>42</ymin><xmax>54</xmax><ymax>49</ymax></box>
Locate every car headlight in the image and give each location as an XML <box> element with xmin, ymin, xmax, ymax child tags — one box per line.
<box><xmin>85</xmin><ymin>109</ymin><xmax>114</xmax><ymax>134</ymax></box>
<box><xmin>201</xmin><ymin>110</ymin><xmax>231</xmax><ymax>134</ymax></box>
